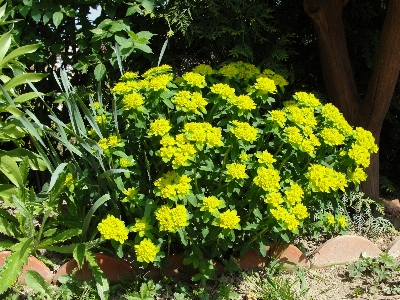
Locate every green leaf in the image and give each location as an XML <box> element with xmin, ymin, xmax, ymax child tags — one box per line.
<box><xmin>52</xmin><ymin>11</ymin><xmax>63</xmax><ymax>28</ymax></box>
<box><xmin>30</xmin><ymin>9</ymin><xmax>41</xmax><ymax>23</ymax></box>
<box><xmin>3</xmin><ymin>73</ymin><xmax>47</xmax><ymax>90</ymax></box>
<box><xmin>0</xmin><ymin>184</ymin><xmax>14</xmax><ymax>203</ymax></box>
<box><xmin>0</xmin><ymin>4</ymin><xmax>6</xmax><ymax>19</ymax></box>
<box><xmin>126</xmin><ymin>5</ymin><xmax>141</xmax><ymax>16</ymax></box>
<box><xmin>109</xmin><ymin>21</ymin><xmax>127</xmax><ymax>33</ymax></box>
<box><xmin>25</xmin><ymin>270</ymin><xmax>51</xmax><ymax>297</ymax></box>
<box><xmin>0</xmin><ymin>238</ymin><xmax>34</xmax><ymax>294</ymax></box>
<box><xmin>133</xmin><ymin>43</ymin><xmax>152</xmax><ymax>54</ymax></box>
<box><xmin>42</xmin><ymin>11</ymin><xmax>52</xmax><ymax>25</ymax></box>
<box><xmin>0</xmin><ymin>32</ymin><xmax>11</xmax><ymax>63</ymax></box>
<box><xmin>38</xmin><ymin>228</ymin><xmax>81</xmax><ymax>248</ymax></box>
<box><xmin>0</xmin><ymin>149</ymin><xmax>47</xmax><ymax>171</ymax></box>
<box><xmin>13</xmin><ymin>91</ymin><xmax>44</xmax><ymax>104</ymax></box>
<box><xmin>94</xmin><ymin>63</ymin><xmax>106</xmax><ymax>81</ymax></box>
<box><xmin>82</xmin><ymin>194</ymin><xmax>110</xmax><ymax>239</ymax></box>
<box><xmin>85</xmin><ymin>251</ymin><xmax>109</xmax><ymax>300</ymax></box>
<box><xmin>0</xmin><ymin>44</ymin><xmax>41</xmax><ymax>69</ymax></box>
<box><xmin>137</xmin><ymin>31</ymin><xmax>155</xmax><ymax>41</ymax></box>
<box><xmin>47</xmin><ymin>162</ymin><xmax>68</xmax><ymax>192</ymax></box>
<box><xmin>157</xmin><ymin>39</ymin><xmax>168</xmax><ymax>66</ymax></box>
<box><xmin>141</xmin><ymin>0</ymin><xmax>154</xmax><ymax>12</ymax></box>
<box><xmin>73</xmin><ymin>244</ymin><xmax>85</xmax><ymax>268</ymax></box>
<box><xmin>0</xmin><ymin>155</ymin><xmax>23</xmax><ymax>188</ymax></box>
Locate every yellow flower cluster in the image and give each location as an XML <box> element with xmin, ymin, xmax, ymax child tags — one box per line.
<box><xmin>253</xmin><ymin>167</ymin><xmax>280</xmax><ymax>192</ymax></box>
<box><xmin>227</xmin><ymin>95</ymin><xmax>256</xmax><ymax>111</ymax></box>
<box><xmin>226</xmin><ymin>163</ymin><xmax>247</xmax><ymax>179</ymax></box>
<box><xmin>110</xmin><ymin>81</ymin><xmax>140</xmax><ymax>94</ymax></box>
<box><xmin>260</xmin><ymin>69</ymin><xmax>288</xmax><ymax>87</ymax></box>
<box><xmin>218</xmin><ymin>209</ymin><xmax>240</xmax><ymax>229</ymax></box>
<box><xmin>147</xmin><ymin>74</ymin><xmax>173</xmax><ymax>91</ymax></box>
<box><xmin>294</xmin><ymin>92</ymin><xmax>321</xmax><ymax>108</ymax></box>
<box><xmin>348</xmin><ymin>167</ymin><xmax>367</xmax><ymax>184</ymax></box>
<box><xmin>218</xmin><ymin>61</ymin><xmax>260</xmax><ymax>80</ymax></box>
<box><xmin>159</xmin><ymin>134</ymin><xmax>197</xmax><ymax>168</ymax></box>
<box><xmin>120</xmin><ymin>71</ymin><xmax>139</xmax><ymax>81</ymax></box>
<box><xmin>239</xmin><ymin>151</ymin><xmax>250</xmax><ymax>162</ymax></box>
<box><xmin>92</xmin><ymin>102</ymin><xmax>100</xmax><ymax>110</ymax></box>
<box><xmin>283</xmin><ymin>126</ymin><xmax>320</xmax><ymax>156</ymax></box>
<box><xmin>320</xmin><ymin>127</ymin><xmax>345</xmax><ymax>146</ymax></box>
<box><xmin>291</xmin><ymin>203</ymin><xmax>309</xmax><ymax>220</ymax></box>
<box><xmin>270</xmin><ymin>206</ymin><xmax>299</xmax><ymax>231</ymax></box>
<box><xmin>122</xmin><ymin>187</ymin><xmax>138</xmax><ymax>202</ymax></box>
<box><xmin>131</xmin><ymin>218</ymin><xmax>152</xmax><ymax>237</ymax></box>
<box><xmin>230</xmin><ymin>120</ymin><xmax>258</xmax><ymax>142</ymax></box>
<box><xmin>348</xmin><ymin>145</ymin><xmax>372</xmax><ymax>167</ymax></box>
<box><xmin>172</xmin><ymin>91</ymin><xmax>208</xmax><ymax>115</ymax></box>
<box><xmin>269</xmin><ymin>110</ymin><xmax>287</xmax><ymax>127</ymax></box>
<box><xmin>154</xmin><ymin>171</ymin><xmax>192</xmax><ymax>199</ymax></box>
<box><xmin>254</xmin><ymin>77</ymin><xmax>277</xmax><ymax>94</ymax></box>
<box><xmin>98</xmin><ymin>215</ymin><xmax>129</xmax><ymax>244</ymax></box>
<box><xmin>348</xmin><ymin>127</ymin><xmax>378</xmax><ymax>166</ymax></box>
<box><xmin>123</xmin><ymin>92</ymin><xmax>144</xmax><ymax>110</ymax></box>
<box><xmin>120</xmin><ymin>157</ymin><xmax>134</xmax><ymax>168</ymax></box>
<box><xmin>65</xmin><ymin>174</ymin><xmax>74</xmax><ymax>187</ymax></box>
<box><xmin>210</xmin><ymin>83</ymin><xmax>235</xmax><ymax>99</ymax></box>
<box><xmin>155</xmin><ymin>204</ymin><xmax>188</xmax><ymax>232</ymax></box>
<box><xmin>98</xmin><ymin>135</ymin><xmax>122</xmax><ymax>151</ymax></box>
<box><xmin>184</xmin><ymin>122</ymin><xmax>224</xmax><ymax>147</ymax></box>
<box><xmin>256</xmin><ymin>150</ymin><xmax>276</xmax><ymax>166</ymax></box>
<box><xmin>264</xmin><ymin>191</ymin><xmax>284</xmax><ymax>206</ymax></box>
<box><xmin>142</xmin><ymin>64</ymin><xmax>172</xmax><ymax>78</ymax></box>
<box><xmin>321</xmin><ymin>104</ymin><xmax>353</xmax><ymax>135</ymax></box>
<box><xmin>182</xmin><ymin>72</ymin><xmax>206</xmax><ymax>88</ymax></box>
<box><xmin>96</xmin><ymin>115</ymin><xmax>107</xmax><ymax>124</ymax></box>
<box><xmin>285</xmin><ymin>106</ymin><xmax>317</xmax><ymax>128</ymax></box>
<box><xmin>201</xmin><ymin>196</ymin><xmax>224</xmax><ymax>213</ymax></box>
<box><xmin>134</xmin><ymin>238</ymin><xmax>159</xmax><ymax>263</ymax></box>
<box><xmin>148</xmin><ymin>119</ymin><xmax>171</xmax><ymax>137</ymax></box>
<box><xmin>192</xmin><ymin>64</ymin><xmax>214</xmax><ymax>76</ymax></box>
<box><xmin>284</xmin><ymin>183</ymin><xmax>304</xmax><ymax>206</ymax></box>
<box><xmin>306</xmin><ymin>164</ymin><xmax>347</xmax><ymax>193</ymax></box>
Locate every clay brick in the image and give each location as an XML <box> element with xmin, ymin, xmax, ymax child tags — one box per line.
<box><xmin>387</xmin><ymin>235</ymin><xmax>400</xmax><ymax>258</ymax></box>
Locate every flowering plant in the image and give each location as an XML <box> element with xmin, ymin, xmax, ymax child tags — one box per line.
<box><xmin>58</xmin><ymin>61</ymin><xmax>377</xmax><ymax>279</ymax></box>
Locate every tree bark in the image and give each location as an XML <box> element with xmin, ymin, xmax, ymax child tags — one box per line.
<box><xmin>303</xmin><ymin>0</ymin><xmax>400</xmax><ymax>200</ymax></box>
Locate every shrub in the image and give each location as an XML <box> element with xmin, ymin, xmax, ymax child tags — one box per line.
<box><xmin>54</xmin><ymin>61</ymin><xmax>377</xmax><ymax>280</ymax></box>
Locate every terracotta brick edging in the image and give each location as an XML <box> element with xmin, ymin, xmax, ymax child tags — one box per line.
<box><xmin>2</xmin><ymin>234</ymin><xmax>400</xmax><ymax>286</ymax></box>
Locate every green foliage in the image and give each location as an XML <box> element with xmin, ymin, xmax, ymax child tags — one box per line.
<box><xmin>348</xmin><ymin>252</ymin><xmax>400</xmax><ymax>296</ymax></box>
<box><xmin>341</xmin><ymin>191</ymin><xmax>395</xmax><ymax>238</ymax></box>
<box><xmin>125</xmin><ymin>280</ymin><xmax>161</xmax><ymax>300</ymax></box>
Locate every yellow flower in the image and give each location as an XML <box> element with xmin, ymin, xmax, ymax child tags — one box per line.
<box><xmin>142</xmin><ymin>65</ymin><xmax>172</xmax><ymax>78</ymax></box>
<box><xmin>123</xmin><ymin>92</ymin><xmax>144</xmax><ymax>110</ymax></box>
<box><xmin>337</xmin><ymin>215</ymin><xmax>348</xmax><ymax>228</ymax></box>
<box><xmin>154</xmin><ymin>172</ymin><xmax>192</xmax><ymax>199</ymax></box>
<box><xmin>120</xmin><ymin>157</ymin><xmax>133</xmax><ymax>168</ymax></box>
<box><xmin>230</xmin><ymin>120</ymin><xmax>258</xmax><ymax>142</ymax></box>
<box><xmin>121</xmin><ymin>71</ymin><xmax>139</xmax><ymax>81</ymax></box>
<box><xmin>229</xmin><ymin>95</ymin><xmax>256</xmax><ymax>110</ymax></box>
<box><xmin>98</xmin><ymin>138</ymin><xmax>109</xmax><ymax>151</ymax></box>
<box><xmin>291</xmin><ymin>203</ymin><xmax>309</xmax><ymax>220</ymax></box>
<box><xmin>192</xmin><ymin>64</ymin><xmax>214</xmax><ymax>76</ymax></box>
<box><xmin>320</xmin><ymin>127</ymin><xmax>345</xmax><ymax>146</ymax></box>
<box><xmin>353</xmin><ymin>127</ymin><xmax>379</xmax><ymax>154</ymax></box>
<box><xmin>226</xmin><ymin>163</ymin><xmax>247</xmax><ymax>179</ymax></box>
<box><xmin>108</xmin><ymin>135</ymin><xmax>120</xmax><ymax>148</ymax></box>
<box><xmin>348</xmin><ymin>144</ymin><xmax>371</xmax><ymax>167</ymax></box>
<box><xmin>155</xmin><ymin>205</ymin><xmax>188</xmax><ymax>232</ymax></box>
<box><xmin>239</xmin><ymin>151</ymin><xmax>250</xmax><ymax>162</ymax></box>
<box><xmin>256</xmin><ymin>150</ymin><xmax>276</xmax><ymax>166</ymax></box>
<box><xmin>326</xmin><ymin>213</ymin><xmax>335</xmax><ymax>225</ymax></box>
<box><xmin>65</xmin><ymin>174</ymin><xmax>74</xmax><ymax>186</ymax></box>
<box><xmin>306</xmin><ymin>164</ymin><xmax>348</xmax><ymax>193</ymax></box>
<box><xmin>218</xmin><ymin>209</ymin><xmax>240</xmax><ymax>229</ymax></box>
<box><xmin>269</xmin><ymin>110</ymin><xmax>287</xmax><ymax>127</ymax></box>
<box><xmin>272</xmin><ymin>74</ymin><xmax>288</xmax><ymax>87</ymax></box>
<box><xmin>201</xmin><ymin>196</ymin><xmax>224</xmax><ymax>213</ymax></box>
<box><xmin>294</xmin><ymin>92</ymin><xmax>321</xmax><ymax>108</ymax></box>
<box><xmin>182</xmin><ymin>72</ymin><xmax>206</xmax><ymax>88</ymax></box>
<box><xmin>284</xmin><ymin>126</ymin><xmax>303</xmax><ymax>146</ymax></box>
<box><xmin>148</xmin><ymin>74</ymin><xmax>173</xmax><ymax>91</ymax></box>
<box><xmin>148</xmin><ymin>119</ymin><xmax>171</xmax><ymax>136</ymax></box>
<box><xmin>134</xmin><ymin>238</ymin><xmax>159</xmax><ymax>263</ymax></box>
<box><xmin>264</xmin><ymin>192</ymin><xmax>284</xmax><ymax>207</ymax></box>
<box><xmin>210</xmin><ymin>83</ymin><xmax>235</xmax><ymax>99</ymax></box>
<box><xmin>253</xmin><ymin>167</ymin><xmax>280</xmax><ymax>192</ymax></box>
<box><xmin>321</xmin><ymin>104</ymin><xmax>353</xmax><ymax>135</ymax></box>
<box><xmin>96</xmin><ymin>115</ymin><xmax>107</xmax><ymax>124</ymax></box>
<box><xmin>122</xmin><ymin>187</ymin><xmax>138</xmax><ymax>202</ymax></box>
<box><xmin>131</xmin><ymin>218</ymin><xmax>152</xmax><ymax>237</ymax></box>
<box><xmin>284</xmin><ymin>183</ymin><xmax>304</xmax><ymax>206</ymax></box>
<box><xmin>283</xmin><ymin>214</ymin><xmax>300</xmax><ymax>231</ymax></box>
<box><xmin>254</xmin><ymin>77</ymin><xmax>277</xmax><ymax>94</ymax></box>
<box><xmin>98</xmin><ymin>215</ymin><xmax>129</xmax><ymax>244</ymax></box>
<box><xmin>348</xmin><ymin>167</ymin><xmax>367</xmax><ymax>185</ymax></box>
<box><xmin>93</xmin><ymin>102</ymin><xmax>100</xmax><ymax>109</ymax></box>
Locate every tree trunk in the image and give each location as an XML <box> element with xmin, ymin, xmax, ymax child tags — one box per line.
<box><xmin>303</xmin><ymin>0</ymin><xmax>400</xmax><ymax>200</ymax></box>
